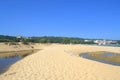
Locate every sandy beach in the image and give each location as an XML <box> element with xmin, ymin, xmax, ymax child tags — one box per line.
<box><xmin>0</xmin><ymin>44</ymin><xmax>120</xmax><ymax>80</ymax></box>
<box><xmin>0</xmin><ymin>43</ymin><xmax>48</xmax><ymax>52</ymax></box>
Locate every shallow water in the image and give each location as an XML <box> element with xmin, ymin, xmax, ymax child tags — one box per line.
<box><xmin>0</xmin><ymin>50</ymin><xmax>39</xmax><ymax>74</ymax></box>
<box><xmin>80</xmin><ymin>52</ymin><xmax>120</xmax><ymax>66</ymax></box>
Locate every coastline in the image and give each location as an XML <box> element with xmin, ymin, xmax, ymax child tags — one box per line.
<box><xmin>0</xmin><ymin>44</ymin><xmax>120</xmax><ymax>80</ymax></box>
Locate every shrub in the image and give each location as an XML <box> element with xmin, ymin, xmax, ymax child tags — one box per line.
<box><xmin>22</xmin><ymin>42</ymin><xmax>29</xmax><ymax>45</ymax></box>
<box><xmin>9</xmin><ymin>42</ymin><xmax>19</xmax><ymax>45</ymax></box>
<box><xmin>4</xmin><ymin>42</ymin><xmax>9</xmax><ymax>45</ymax></box>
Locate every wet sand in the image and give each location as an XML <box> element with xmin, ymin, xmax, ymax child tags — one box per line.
<box><xmin>0</xmin><ymin>44</ymin><xmax>120</xmax><ymax>80</ymax></box>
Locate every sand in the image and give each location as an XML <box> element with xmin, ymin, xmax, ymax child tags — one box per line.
<box><xmin>0</xmin><ymin>43</ymin><xmax>49</xmax><ymax>52</ymax></box>
<box><xmin>0</xmin><ymin>44</ymin><xmax>120</xmax><ymax>80</ymax></box>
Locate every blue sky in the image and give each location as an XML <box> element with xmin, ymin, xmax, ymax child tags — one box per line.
<box><xmin>0</xmin><ymin>0</ymin><xmax>120</xmax><ymax>40</ymax></box>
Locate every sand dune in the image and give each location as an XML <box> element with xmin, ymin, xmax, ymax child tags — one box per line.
<box><xmin>0</xmin><ymin>43</ymin><xmax>49</xmax><ymax>52</ymax></box>
<box><xmin>0</xmin><ymin>44</ymin><xmax>120</xmax><ymax>80</ymax></box>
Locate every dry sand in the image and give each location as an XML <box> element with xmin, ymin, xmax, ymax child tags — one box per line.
<box><xmin>0</xmin><ymin>43</ymin><xmax>48</xmax><ymax>52</ymax></box>
<box><xmin>0</xmin><ymin>44</ymin><xmax>120</xmax><ymax>80</ymax></box>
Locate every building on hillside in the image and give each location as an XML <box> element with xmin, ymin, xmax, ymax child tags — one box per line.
<box><xmin>84</xmin><ymin>40</ymin><xmax>91</xmax><ymax>42</ymax></box>
<box><xmin>94</xmin><ymin>40</ymin><xmax>117</xmax><ymax>45</ymax></box>
<box><xmin>16</xmin><ymin>36</ymin><xmax>23</xmax><ymax>39</ymax></box>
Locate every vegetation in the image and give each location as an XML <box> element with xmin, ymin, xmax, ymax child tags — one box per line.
<box><xmin>21</xmin><ymin>42</ymin><xmax>29</xmax><ymax>45</ymax></box>
<box><xmin>9</xmin><ymin>42</ymin><xmax>19</xmax><ymax>45</ymax></box>
<box><xmin>0</xmin><ymin>35</ymin><xmax>20</xmax><ymax>42</ymax></box>
<box><xmin>0</xmin><ymin>35</ymin><xmax>120</xmax><ymax>45</ymax></box>
<box><xmin>29</xmin><ymin>36</ymin><xmax>85</xmax><ymax>44</ymax></box>
<box><xmin>117</xmin><ymin>40</ymin><xmax>120</xmax><ymax>44</ymax></box>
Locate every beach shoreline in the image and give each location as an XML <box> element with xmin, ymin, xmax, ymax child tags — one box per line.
<box><xmin>0</xmin><ymin>44</ymin><xmax>120</xmax><ymax>80</ymax></box>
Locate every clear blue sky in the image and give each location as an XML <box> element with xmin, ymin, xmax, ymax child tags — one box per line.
<box><xmin>0</xmin><ymin>0</ymin><xmax>120</xmax><ymax>40</ymax></box>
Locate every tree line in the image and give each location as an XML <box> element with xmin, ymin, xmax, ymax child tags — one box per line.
<box><xmin>0</xmin><ymin>35</ymin><xmax>120</xmax><ymax>45</ymax></box>
<box><xmin>0</xmin><ymin>35</ymin><xmax>94</xmax><ymax>44</ymax></box>
<box><xmin>0</xmin><ymin>35</ymin><xmax>20</xmax><ymax>42</ymax></box>
<box><xmin>22</xmin><ymin>36</ymin><xmax>96</xmax><ymax>44</ymax></box>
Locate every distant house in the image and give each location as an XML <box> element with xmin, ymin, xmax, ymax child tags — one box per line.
<box><xmin>94</xmin><ymin>40</ymin><xmax>103</xmax><ymax>45</ymax></box>
<box><xmin>16</xmin><ymin>36</ymin><xmax>23</xmax><ymax>39</ymax></box>
<box><xmin>84</xmin><ymin>40</ymin><xmax>89</xmax><ymax>42</ymax></box>
<box><xmin>84</xmin><ymin>40</ymin><xmax>92</xmax><ymax>42</ymax></box>
<box><xmin>94</xmin><ymin>40</ymin><xmax>117</xmax><ymax>45</ymax></box>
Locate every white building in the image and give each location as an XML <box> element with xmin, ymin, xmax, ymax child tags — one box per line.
<box><xmin>94</xmin><ymin>40</ymin><xmax>111</xmax><ymax>45</ymax></box>
<box><xmin>16</xmin><ymin>36</ymin><xmax>23</xmax><ymax>39</ymax></box>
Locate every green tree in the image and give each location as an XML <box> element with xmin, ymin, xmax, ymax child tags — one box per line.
<box><xmin>70</xmin><ymin>40</ymin><xmax>79</xmax><ymax>44</ymax></box>
<box><xmin>39</xmin><ymin>38</ymin><xmax>47</xmax><ymax>43</ymax></box>
<box><xmin>62</xmin><ymin>38</ymin><xmax>70</xmax><ymax>44</ymax></box>
<box><xmin>117</xmin><ymin>41</ymin><xmax>120</xmax><ymax>44</ymax></box>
